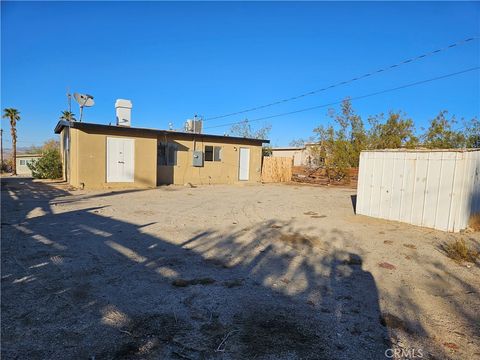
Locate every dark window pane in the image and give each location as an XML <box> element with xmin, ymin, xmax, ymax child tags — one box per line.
<box><xmin>168</xmin><ymin>144</ymin><xmax>177</xmax><ymax>166</ymax></box>
<box><xmin>205</xmin><ymin>145</ymin><xmax>213</xmax><ymax>161</ymax></box>
<box><xmin>158</xmin><ymin>142</ymin><xmax>177</xmax><ymax>166</ymax></box>
<box><xmin>157</xmin><ymin>143</ymin><xmax>167</xmax><ymax>166</ymax></box>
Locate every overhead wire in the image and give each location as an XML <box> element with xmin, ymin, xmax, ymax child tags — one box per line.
<box><xmin>204</xmin><ymin>37</ymin><xmax>478</xmax><ymax>121</ymax></box>
<box><xmin>203</xmin><ymin>66</ymin><xmax>480</xmax><ymax>130</ymax></box>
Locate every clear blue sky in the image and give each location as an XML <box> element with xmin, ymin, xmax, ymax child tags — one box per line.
<box><xmin>1</xmin><ymin>1</ymin><xmax>479</xmax><ymax>148</ymax></box>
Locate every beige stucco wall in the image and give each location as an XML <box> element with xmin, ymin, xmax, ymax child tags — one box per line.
<box><xmin>157</xmin><ymin>135</ymin><xmax>263</xmax><ymax>185</ymax></box>
<box><xmin>69</xmin><ymin>128</ymin><xmax>157</xmax><ymax>189</ymax></box>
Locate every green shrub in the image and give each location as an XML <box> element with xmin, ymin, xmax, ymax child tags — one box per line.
<box><xmin>262</xmin><ymin>146</ymin><xmax>272</xmax><ymax>157</ymax></box>
<box><xmin>28</xmin><ymin>148</ymin><xmax>62</xmax><ymax>179</ymax></box>
<box><xmin>1</xmin><ymin>159</ymin><xmax>12</xmax><ymax>173</ymax></box>
<box><xmin>306</xmin><ymin>100</ymin><xmax>478</xmax><ymax>183</ymax></box>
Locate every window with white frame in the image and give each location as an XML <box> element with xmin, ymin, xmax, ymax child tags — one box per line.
<box><xmin>214</xmin><ymin>146</ymin><xmax>222</xmax><ymax>161</ymax></box>
<box><xmin>205</xmin><ymin>145</ymin><xmax>222</xmax><ymax>162</ymax></box>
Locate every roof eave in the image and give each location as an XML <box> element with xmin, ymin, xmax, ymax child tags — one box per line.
<box><xmin>54</xmin><ymin>120</ymin><xmax>71</xmax><ymax>134</ymax></box>
<box><xmin>53</xmin><ymin>121</ymin><xmax>270</xmax><ymax>144</ymax></box>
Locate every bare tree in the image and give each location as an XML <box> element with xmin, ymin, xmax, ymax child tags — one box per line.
<box><xmin>229</xmin><ymin>119</ymin><xmax>271</xmax><ymax>139</ymax></box>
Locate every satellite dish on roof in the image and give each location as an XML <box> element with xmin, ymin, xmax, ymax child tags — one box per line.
<box><xmin>73</xmin><ymin>93</ymin><xmax>94</xmax><ymax>122</ymax></box>
<box><xmin>74</xmin><ymin>93</ymin><xmax>94</xmax><ymax>107</ymax></box>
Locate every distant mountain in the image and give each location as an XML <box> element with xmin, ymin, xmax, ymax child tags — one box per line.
<box><xmin>2</xmin><ymin>146</ymin><xmax>42</xmax><ymax>157</ymax></box>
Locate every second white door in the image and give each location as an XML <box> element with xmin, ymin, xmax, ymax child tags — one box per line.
<box><xmin>239</xmin><ymin>147</ymin><xmax>250</xmax><ymax>181</ymax></box>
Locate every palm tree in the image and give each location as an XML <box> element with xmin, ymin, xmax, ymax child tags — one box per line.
<box><xmin>59</xmin><ymin>110</ymin><xmax>76</xmax><ymax>122</ymax></box>
<box><xmin>2</xmin><ymin>108</ymin><xmax>21</xmax><ymax>175</ymax></box>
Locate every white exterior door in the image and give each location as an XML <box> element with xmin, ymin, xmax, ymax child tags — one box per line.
<box><xmin>107</xmin><ymin>137</ymin><xmax>134</xmax><ymax>182</ymax></box>
<box><xmin>239</xmin><ymin>147</ymin><xmax>250</xmax><ymax>181</ymax></box>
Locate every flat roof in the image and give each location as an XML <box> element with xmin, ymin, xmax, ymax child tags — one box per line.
<box><xmin>54</xmin><ymin>121</ymin><xmax>269</xmax><ymax>144</ymax></box>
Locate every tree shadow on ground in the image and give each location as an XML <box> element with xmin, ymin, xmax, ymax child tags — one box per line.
<box><xmin>2</xmin><ymin>178</ymin><xmax>470</xmax><ymax>359</ymax></box>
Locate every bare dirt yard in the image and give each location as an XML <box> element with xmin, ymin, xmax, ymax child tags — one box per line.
<box><xmin>1</xmin><ymin>178</ymin><xmax>479</xmax><ymax>359</ymax></box>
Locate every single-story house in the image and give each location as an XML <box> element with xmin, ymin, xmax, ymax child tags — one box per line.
<box><xmin>271</xmin><ymin>143</ymin><xmax>323</xmax><ymax>167</ymax></box>
<box><xmin>54</xmin><ymin>121</ymin><xmax>269</xmax><ymax>189</ymax></box>
<box><xmin>271</xmin><ymin>147</ymin><xmax>305</xmax><ymax>166</ymax></box>
<box><xmin>16</xmin><ymin>153</ymin><xmax>42</xmax><ymax>176</ymax></box>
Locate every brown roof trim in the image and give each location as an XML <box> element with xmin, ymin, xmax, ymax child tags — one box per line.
<box><xmin>54</xmin><ymin>121</ymin><xmax>269</xmax><ymax>144</ymax></box>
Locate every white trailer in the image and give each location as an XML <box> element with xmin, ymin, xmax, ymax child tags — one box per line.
<box><xmin>356</xmin><ymin>149</ymin><xmax>480</xmax><ymax>232</ymax></box>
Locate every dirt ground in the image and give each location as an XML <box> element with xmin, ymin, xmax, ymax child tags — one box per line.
<box><xmin>1</xmin><ymin>178</ymin><xmax>479</xmax><ymax>360</ymax></box>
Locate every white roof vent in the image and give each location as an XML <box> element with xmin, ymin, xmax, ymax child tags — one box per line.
<box><xmin>115</xmin><ymin>99</ymin><xmax>132</xmax><ymax>127</ymax></box>
<box><xmin>185</xmin><ymin>117</ymin><xmax>203</xmax><ymax>134</ymax></box>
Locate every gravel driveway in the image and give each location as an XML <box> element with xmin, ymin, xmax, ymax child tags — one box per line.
<box><xmin>1</xmin><ymin>178</ymin><xmax>479</xmax><ymax>359</ymax></box>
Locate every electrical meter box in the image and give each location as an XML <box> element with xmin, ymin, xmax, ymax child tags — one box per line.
<box><xmin>192</xmin><ymin>151</ymin><xmax>203</xmax><ymax>167</ymax></box>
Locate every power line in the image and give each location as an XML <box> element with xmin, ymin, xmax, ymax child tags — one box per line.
<box><xmin>204</xmin><ymin>37</ymin><xmax>478</xmax><ymax>121</ymax></box>
<box><xmin>204</xmin><ymin>66</ymin><xmax>480</xmax><ymax>130</ymax></box>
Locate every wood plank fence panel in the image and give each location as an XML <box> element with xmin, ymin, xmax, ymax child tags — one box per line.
<box><xmin>262</xmin><ymin>157</ymin><xmax>293</xmax><ymax>183</ymax></box>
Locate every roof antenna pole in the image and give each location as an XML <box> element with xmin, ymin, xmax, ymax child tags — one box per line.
<box><xmin>66</xmin><ymin>87</ymin><xmax>72</xmax><ymax>113</ymax></box>
<box><xmin>79</xmin><ymin>105</ymin><xmax>84</xmax><ymax>122</ymax></box>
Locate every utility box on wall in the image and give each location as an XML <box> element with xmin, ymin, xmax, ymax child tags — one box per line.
<box><xmin>356</xmin><ymin>149</ymin><xmax>480</xmax><ymax>232</ymax></box>
<box><xmin>192</xmin><ymin>151</ymin><xmax>203</xmax><ymax>167</ymax></box>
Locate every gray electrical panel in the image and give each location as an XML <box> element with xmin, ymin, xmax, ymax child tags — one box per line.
<box><xmin>192</xmin><ymin>151</ymin><xmax>203</xmax><ymax>167</ymax></box>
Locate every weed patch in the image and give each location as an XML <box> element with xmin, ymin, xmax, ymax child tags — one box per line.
<box><xmin>469</xmin><ymin>214</ymin><xmax>480</xmax><ymax>231</ymax></box>
<box><xmin>237</xmin><ymin>308</ymin><xmax>327</xmax><ymax>359</ymax></box>
<box><xmin>442</xmin><ymin>239</ymin><xmax>479</xmax><ymax>263</ymax></box>
<box><xmin>379</xmin><ymin>313</ymin><xmax>413</xmax><ymax>334</ymax></box>
<box><xmin>280</xmin><ymin>233</ymin><xmax>320</xmax><ymax>248</ymax></box>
